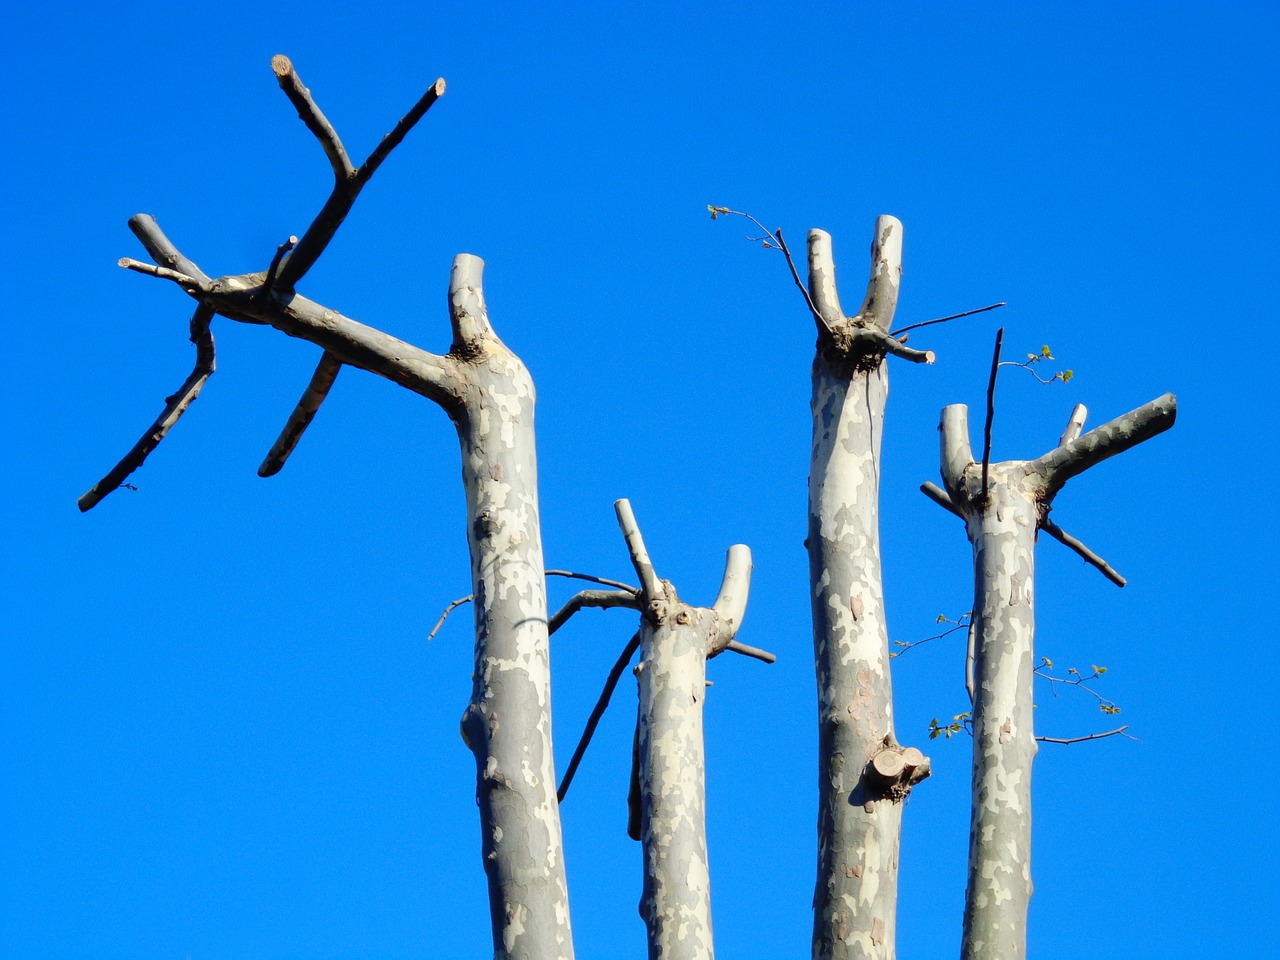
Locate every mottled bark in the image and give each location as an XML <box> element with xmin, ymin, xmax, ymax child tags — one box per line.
<box><xmin>807</xmin><ymin>219</ymin><xmax>931</xmax><ymax>960</ymax></box>
<box><xmin>937</xmin><ymin>395</ymin><xmax>1175</xmax><ymax>960</ymax></box>
<box><xmin>84</xmin><ymin>58</ymin><xmax>575</xmax><ymax>960</ymax></box>
<box><xmin>617</xmin><ymin>502</ymin><xmax>753</xmax><ymax>960</ymax></box>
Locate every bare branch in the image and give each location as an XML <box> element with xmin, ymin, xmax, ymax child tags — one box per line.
<box><xmin>722</xmin><ymin>639</ymin><xmax>777</xmax><ymax>664</ymax></box>
<box><xmin>890</xmin><ymin>301</ymin><xmax>1006</xmax><ymax>338</ymax></box>
<box><xmin>857</xmin><ymin>326</ymin><xmax>934</xmax><ymax>365</ymax></box>
<box><xmin>546</xmin><ymin>569</ymin><xmax>640</xmax><ymax>592</ymax></box>
<box><xmin>272</xmin><ymin>57</ymin><xmax>445</xmax><ymax>291</ymax></box>
<box><xmin>920</xmin><ymin>480</ymin><xmax>963</xmax><ymax>517</ymax></box>
<box><xmin>614</xmin><ymin>499</ymin><xmax>662</xmax><ymax>601</ymax></box>
<box><xmin>426</xmin><ymin>594</ymin><xmax>473</xmax><ymax>641</ymax></box>
<box><xmin>79</xmin><ymin>305</ymin><xmax>216</xmax><ymax>512</ymax></box>
<box><xmin>128</xmin><ymin>214</ymin><xmax>211</xmax><ymax>285</ymax></box>
<box><xmin>923</xmin><ymin>480</ymin><xmax>1127</xmax><ymax>587</ymax></box>
<box><xmin>557</xmin><ymin>631</ymin><xmax>642</xmax><ymax>803</ymax></box>
<box><xmin>939</xmin><ymin>405</ymin><xmax>975</xmax><ymax>497</ymax></box>
<box><xmin>773</xmin><ymin>227</ymin><xmax>830</xmax><ymax>335</ymax></box>
<box><xmin>1040</xmin><ymin>516</ymin><xmax>1127</xmax><ymax>587</ymax></box>
<box><xmin>806</xmin><ymin>228</ymin><xmax>847</xmax><ymax>334</ymax></box>
<box><xmin>1037</xmin><ymin>726</ymin><xmax>1134</xmax><ymax>745</ymax></box>
<box><xmin>271</xmin><ymin>54</ymin><xmax>355</xmax><ymax>180</ymax></box>
<box><xmin>258</xmin><ymin>351</ymin><xmax>344</xmax><ymax>477</ymax></box>
<box><xmin>981</xmin><ymin>327</ymin><xmax>1004</xmax><ymax>502</ymax></box>
<box><xmin>710</xmin><ymin>544</ymin><xmax>752</xmax><ymax>647</ymax></box>
<box><xmin>1029</xmin><ymin>393</ymin><xmax>1177</xmax><ymax>501</ymax></box>
<box><xmin>358</xmin><ymin>76</ymin><xmax>447</xmax><ymax>187</ymax></box>
<box><xmin>1059</xmin><ymin>403</ymin><xmax>1088</xmax><ymax>446</ymax></box>
<box><xmin>118</xmin><ymin>258</ymin><xmax>204</xmax><ymax>293</ymax></box>
<box><xmin>262</xmin><ymin>235</ymin><xmax>298</xmax><ymax>294</ymax></box>
<box><xmin>890</xmin><ymin>613</ymin><xmax>971</xmax><ymax>659</ymax></box>
<box><xmin>548</xmin><ymin>589</ymin><xmax>641</xmax><ymax>636</ymax></box>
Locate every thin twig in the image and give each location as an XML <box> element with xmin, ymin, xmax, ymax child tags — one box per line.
<box><xmin>774</xmin><ymin>227</ymin><xmax>831</xmax><ymax>335</ymax></box>
<box><xmin>890</xmin><ymin>302</ymin><xmax>1006</xmax><ymax>338</ymax></box>
<box><xmin>79</xmin><ymin>305</ymin><xmax>216</xmax><ymax>512</ymax></box>
<box><xmin>258</xmin><ymin>352</ymin><xmax>344</xmax><ymax>477</ymax></box>
<box><xmin>427</xmin><ymin>594</ymin><xmax>473</xmax><ymax>641</ymax></box>
<box><xmin>546</xmin><ymin>570</ymin><xmax>639</xmax><ymax>592</ymax></box>
<box><xmin>557</xmin><ymin>631</ymin><xmax>642</xmax><ymax>802</ymax></box>
<box><xmin>357</xmin><ymin>77</ymin><xmax>446</xmax><ymax>187</ymax></box>
<box><xmin>890</xmin><ymin>614</ymin><xmax>972</xmax><ymax>658</ymax></box>
<box><xmin>1037</xmin><ymin>726</ymin><xmax>1135</xmax><ymax>745</ymax></box>
<box><xmin>708</xmin><ymin>207</ymin><xmax>831</xmax><ymax>335</ymax></box>
<box><xmin>981</xmin><ymin>327</ymin><xmax>1004</xmax><ymax>501</ymax></box>
<box><xmin>118</xmin><ymin>258</ymin><xmax>203</xmax><ymax>292</ymax></box>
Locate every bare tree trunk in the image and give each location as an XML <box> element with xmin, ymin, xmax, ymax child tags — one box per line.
<box><xmin>451</xmin><ymin>258</ymin><xmax>574</xmax><ymax>960</ymax></box>
<box><xmin>936</xmin><ymin>395</ymin><xmax>1176</xmax><ymax>960</ymax></box>
<box><xmin>616</xmin><ymin>502</ymin><xmax>753</xmax><ymax>960</ymax></box>
<box><xmin>807</xmin><ymin>220</ymin><xmax>932</xmax><ymax>960</ymax></box>
<box><xmin>80</xmin><ymin>58</ymin><xmax>576</xmax><ymax>960</ymax></box>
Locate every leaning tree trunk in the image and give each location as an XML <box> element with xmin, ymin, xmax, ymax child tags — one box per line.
<box><xmin>80</xmin><ymin>57</ymin><xmax>574</xmax><ymax>960</ymax></box>
<box><xmin>936</xmin><ymin>394</ymin><xmax>1176</xmax><ymax>960</ymax></box>
<box><xmin>806</xmin><ymin>219</ymin><xmax>932</xmax><ymax>960</ymax></box>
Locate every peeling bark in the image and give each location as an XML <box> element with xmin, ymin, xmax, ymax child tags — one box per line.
<box><xmin>937</xmin><ymin>395</ymin><xmax>1175</xmax><ymax>960</ymax></box>
<box><xmin>617</xmin><ymin>502</ymin><xmax>754</xmax><ymax>960</ymax></box>
<box><xmin>807</xmin><ymin>219</ymin><xmax>930</xmax><ymax>960</ymax></box>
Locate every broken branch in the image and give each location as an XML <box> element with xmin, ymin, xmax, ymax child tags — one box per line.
<box><xmin>548</xmin><ymin>589</ymin><xmax>641</xmax><ymax>636</ymax></box>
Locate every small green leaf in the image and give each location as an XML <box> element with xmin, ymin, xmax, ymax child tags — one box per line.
<box><xmin>1061</xmin><ymin>369</ymin><xmax>1074</xmax><ymax>382</ymax></box>
<box><xmin>1041</xmin><ymin>344</ymin><xmax>1053</xmax><ymax>357</ymax></box>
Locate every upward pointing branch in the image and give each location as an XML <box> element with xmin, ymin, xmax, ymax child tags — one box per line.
<box><xmin>270</xmin><ymin>55</ymin><xmax>445</xmax><ymax>291</ymax></box>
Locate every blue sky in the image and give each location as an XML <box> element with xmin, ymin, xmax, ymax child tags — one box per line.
<box><xmin>3</xmin><ymin>2</ymin><xmax>1277</xmax><ymax>958</ymax></box>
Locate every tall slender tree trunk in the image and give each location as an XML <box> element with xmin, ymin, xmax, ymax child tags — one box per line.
<box><xmin>807</xmin><ymin>220</ymin><xmax>931</xmax><ymax>960</ymax></box>
<box><xmin>936</xmin><ymin>395</ymin><xmax>1176</xmax><ymax>960</ymax></box>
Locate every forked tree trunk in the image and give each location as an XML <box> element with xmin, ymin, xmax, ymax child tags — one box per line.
<box><xmin>806</xmin><ymin>220</ymin><xmax>931</xmax><ymax>960</ymax></box>
<box><xmin>615</xmin><ymin>501</ymin><xmax>753</xmax><ymax>960</ymax></box>
<box><xmin>80</xmin><ymin>57</ymin><xmax>576</xmax><ymax>960</ymax></box>
<box><xmin>936</xmin><ymin>394</ymin><xmax>1175</xmax><ymax>960</ymax></box>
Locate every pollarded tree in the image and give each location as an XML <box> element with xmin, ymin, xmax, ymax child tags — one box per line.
<box><xmin>81</xmin><ymin>56</ymin><xmax>575</xmax><ymax>960</ymax></box>
<box><xmin>82</xmin><ymin>57</ymin><xmax>1175</xmax><ymax>960</ymax></box>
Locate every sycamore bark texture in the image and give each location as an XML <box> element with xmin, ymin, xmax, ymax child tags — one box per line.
<box><xmin>938</xmin><ymin>395</ymin><xmax>1176</xmax><ymax>960</ymax></box>
<box><xmin>807</xmin><ymin>219</ymin><xmax>930</xmax><ymax>960</ymax></box>
<box><xmin>635</xmin><ymin>596</ymin><xmax>717</xmax><ymax>960</ymax></box>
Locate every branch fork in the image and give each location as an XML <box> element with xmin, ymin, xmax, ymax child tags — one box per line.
<box><xmin>82</xmin><ymin>55</ymin><xmax>449</xmax><ymax>510</ymax></box>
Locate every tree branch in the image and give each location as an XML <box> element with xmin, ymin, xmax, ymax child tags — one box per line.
<box><xmin>548</xmin><ymin>589</ymin><xmax>641</xmax><ymax>636</ymax></box>
<box><xmin>981</xmin><ymin>327</ymin><xmax>1004</xmax><ymax>502</ymax></box>
<box><xmin>270</xmin><ymin>55</ymin><xmax>445</xmax><ymax>291</ymax></box>
<box><xmin>939</xmin><ymin>405</ymin><xmax>975</xmax><ymax>498</ymax></box>
<box><xmin>1058</xmin><ymin>403</ymin><xmax>1088</xmax><ymax>446</ymax></box>
<box><xmin>710</xmin><ymin>544</ymin><xmax>751</xmax><ymax>645</ymax></box>
<box><xmin>128</xmin><ymin>214</ymin><xmax>211</xmax><ymax>286</ymax></box>
<box><xmin>258</xmin><ymin>351</ymin><xmax>344</xmax><ymax>477</ymax></box>
<box><xmin>1036</xmin><ymin>726</ymin><xmax>1133</xmax><ymax>745</ymax></box>
<box><xmin>614</xmin><ymin>499</ymin><xmax>662</xmax><ymax>601</ymax></box>
<box><xmin>1028</xmin><ymin>393</ymin><xmax>1177</xmax><ymax>501</ymax></box>
<box><xmin>427</xmin><ymin>594</ymin><xmax>473</xmax><ymax>641</ymax></box>
<box><xmin>271</xmin><ymin>54</ymin><xmax>354</xmax><ymax>180</ymax></box>
<box><xmin>557</xmin><ymin>631</ymin><xmax>642</xmax><ymax>803</ymax></box>
<box><xmin>890</xmin><ymin>301</ymin><xmax>1006</xmax><ymax>338</ymax></box>
<box><xmin>922</xmin><ymin>481</ymin><xmax>1128</xmax><ymax>586</ymax></box>
<box><xmin>1039</xmin><ymin>516</ymin><xmax>1126</xmax><ymax>587</ymax></box>
<box><xmin>79</xmin><ymin>304</ymin><xmax>216</xmax><ymax>511</ymax></box>
<box><xmin>546</xmin><ymin>569</ymin><xmax>640</xmax><ymax>592</ymax></box>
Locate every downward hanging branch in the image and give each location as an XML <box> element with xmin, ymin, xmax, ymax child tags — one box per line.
<box><xmin>79</xmin><ymin>304</ymin><xmax>216</xmax><ymax>511</ymax></box>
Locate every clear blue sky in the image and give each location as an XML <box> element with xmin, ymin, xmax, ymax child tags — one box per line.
<box><xmin>3</xmin><ymin>3</ymin><xmax>1277</xmax><ymax>958</ymax></box>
